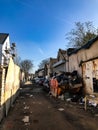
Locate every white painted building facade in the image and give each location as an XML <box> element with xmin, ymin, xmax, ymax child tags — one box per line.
<box><xmin>0</xmin><ymin>33</ymin><xmax>11</xmax><ymax>66</ymax></box>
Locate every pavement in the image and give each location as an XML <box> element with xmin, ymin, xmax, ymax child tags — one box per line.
<box><xmin>0</xmin><ymin>81</ymin><xmax>98</xmax><ymax>130</ymax></box>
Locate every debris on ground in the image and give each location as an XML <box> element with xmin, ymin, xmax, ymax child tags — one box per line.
<box><xmin>24</xmin><ymin>106</ymin><xmax>30</xmax><ymax>110</ymax></box>
<box><xmin>58</xmin><ymin>108</ymin><xmax>64</xmax><ymax>111</ymax></box>
<box><xmin>22</xmin><ymin>116</ymin><xmax>29</xmax><ymax>123</ymax></box>
<box><xmin>29</xmin><ymin>94</ymin><xmax>33</xmax><ymax>97</ymax></box>
<box><xmin>66</xmin><ymin>98</ymin><xmax>72</xmax><ymax>102</ymax></box>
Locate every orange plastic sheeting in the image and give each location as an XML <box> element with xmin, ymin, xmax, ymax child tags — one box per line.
<box><xmin>50</xmin><ymin>78</ymin><xmax>58</xmax><ymax>88</ymax></box>
<box><xmin>50</xmin><ymin>78</ymin><xmax>58</xmax><ymax>97</ymax></box>
<box><xmin>57</xmin><ymin>87</ymin><xmax>62</xmax><ymax>95</ymax></box>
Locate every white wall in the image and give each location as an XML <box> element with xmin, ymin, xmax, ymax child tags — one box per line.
<box><xmin>53</xmin><ymin>64</ymin><xmax>66</xmax><ymax>73</ymax></box>
<box><xmin>0</xmin><ymin>44</ymin><xmax>2</xmax><ymax>64</ymax></box>
<box><xmin>1</xmin><ymin>36</ymin><xmax>10</xmax><ymax>65</ymax></box>
<box><xmin>68</xmin><ymin>40</ymin><xmax>98</xmax><ymax>77</ymax></box>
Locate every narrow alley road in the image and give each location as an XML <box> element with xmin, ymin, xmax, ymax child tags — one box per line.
<box><xmin>0</xmin><ymin>81</ymin><xmax>98</xmax><ymax>130</ymax></box>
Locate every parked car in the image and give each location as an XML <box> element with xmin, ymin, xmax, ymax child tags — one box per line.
<box><xmin>43</xmin><ymin>79</ymin><xmax>50</xmax><ymax>92</ymax></box>
<box><xmin>34</xmin><ymin>77</ymin><xmax>40</xmax><ymax>84</ymax></box>
<box><xmin>38</xmin><ymin>78</ymin><xmax>45</xmax><ymax>86</ymax></box>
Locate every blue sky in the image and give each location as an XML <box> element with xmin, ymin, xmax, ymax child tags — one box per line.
<box><xmin>0</xmin><ymin>0</ymin><xmax>98</xmax><ymax>72</ymax></box>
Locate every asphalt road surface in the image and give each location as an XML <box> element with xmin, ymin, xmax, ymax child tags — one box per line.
<box><xmin>0</xmin><ymin>81</ymin><xmax>98</xmax><ymax>130</ymax></box>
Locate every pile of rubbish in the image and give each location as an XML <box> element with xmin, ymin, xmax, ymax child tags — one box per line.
<box><xmin>44</xmin><ymin>71</ymin><xmax>98</xmax><ymax>110</ymax></box>
<box><xmin>50</xmin><ymin>71</ymin><xmax>83</xmax><ymax>99</ymax></box>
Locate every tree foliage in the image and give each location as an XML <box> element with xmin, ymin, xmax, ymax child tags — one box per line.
<box><xmin>38</xmin><ymin>58</ymin><xmax>49</xmax><ymax>69</ymax></box>
<box><xmin>20</xmin><ymin>59</ymin><xmax>33</xmax><ymax>73</ymax></box>
<box><xmin>66</xmin><ymin>21</ymin><xmax>98</xmax><ymax>48</ymax></box>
